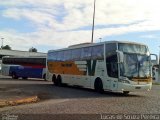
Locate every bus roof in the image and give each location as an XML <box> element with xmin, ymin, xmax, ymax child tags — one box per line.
<box><xmin>48</xmin><ymin>40</ymin><xmax>147</xmax><ymax>53</ymax></box>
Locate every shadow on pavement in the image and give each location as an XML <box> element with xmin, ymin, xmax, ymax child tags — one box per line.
<box><xmin>0</xmin><ymin>77</ymin><xmax>144</xmax><ymax>103</ymax></box>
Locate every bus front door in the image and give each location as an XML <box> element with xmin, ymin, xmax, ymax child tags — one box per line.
<box><xmin>106</xmin><ymin>54</ymin><xmax>118</xmax><ymax>91</ymax></box>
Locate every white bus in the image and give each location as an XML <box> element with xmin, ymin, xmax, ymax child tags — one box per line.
<box><xmin>1</xmin><ymin>56</ymin><xmax>46</xmax><ymax>80</ymax></box>
<box><xmin>47</xmin><ymin>41</ymin><xmax>157</xmax><ymax>94</ymax></box>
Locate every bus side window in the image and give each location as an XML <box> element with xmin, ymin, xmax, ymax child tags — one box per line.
<box><xmin>14</xmin><ymin>58</ymin><xmax>19</xmax><ymax>64</ymax></box>
<box><xmin>35</xmin><ymin>58</ymin><xmax>41</xmax><ymax>65</ymax></box>
<box><xmin>64</xmin><ymin>50</ymin><xmax>71</xmax><ymax>61</ymax></box>
<box><xmin>29</xmin><ymin>58</ymin><xmax>32</xmax><ymax>64</ymax></box>
<box><xmin>52</xmin><ymin>52</ymin><xmax>58</xmax><ymax>61</ymax></box>
<box><xmin>3</xmin><ymin>58</ymin><xmax>8</xmax><ymax>64</ymax></box>
<box><xmin>105</xmin><ymin>43</ymin><xmax>117</xmax><ymax>52</ymax></box>
<box><xmin>57</xmin><ymin>51</ymin><xmax>64</xmax><ymax>61</ymax></box>
<box><xmin>81</xmin><ymin>47</ymin><xmax>92</xmax><ymax>60</ymax></box>
<box><xmin>71</xmin><ymin>49</ymin><xmax>81</xmax><ymax>60</ymax></box>
<box><xmin>42</xmin><ymin>58</ymin><xmax>46</xmax><ymax>65</ymax></box>
<box><xmin>106</xmin><ymin>54</ymin><xmax>118</xmax><ymax>78</ymax></box>
<box><xmin>92</xmin><ymin>45</ymin><xmax>104</xmax><ymax>60</ymax></box>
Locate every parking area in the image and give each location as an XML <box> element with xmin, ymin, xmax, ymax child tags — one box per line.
<box><xmin>0</xmin><ymin>75</ymin><xmax>160</xmax><ymax>119</ymax></box>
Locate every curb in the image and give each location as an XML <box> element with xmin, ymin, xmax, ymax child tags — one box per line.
<box><xmin>0</xmin><ymin>96</ymin><xmax>39</xmax><ymax>108</ymax></box>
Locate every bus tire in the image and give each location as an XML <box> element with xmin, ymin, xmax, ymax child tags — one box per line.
<box><xmin>123</xmin><ymin>91</ymin><xmax>130</xmax><ymax>95</ymax></box>
<box><xmin>12</xmin><ymin>72</ymin><xmax>18</xmax><ymax>79</ymax></box>
<box><xmin>43</xmin><ymin>74</ymin><xmax>46</xmax><ymax>81</ymax></box>
<box><xmin>94</xmin><ymin>78</ymin><xmax>104</xmax><ymax>93</ymax></box>
<box><xmin>52</xmin><ymin>75</ymin><xmax>57</xmax><ymax>86</ymax></box>
<box><xmin>22</xmin><ymin>77</ymin><xmax>28</xmax><ymax>79</ymax></box>
<box><xmin>57</xmin><ymin>75</ymin><xmax>62</xmax><ymax>86</ymax></box>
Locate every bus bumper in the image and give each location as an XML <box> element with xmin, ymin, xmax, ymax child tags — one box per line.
<box><xmin>117</xmin><ymin>83</ymin><xmax>152</xmax><ymax>92</ymax></box>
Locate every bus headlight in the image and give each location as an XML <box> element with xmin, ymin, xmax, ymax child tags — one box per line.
<box><xmin>118</xmin><ymin>79</ymin><xmax>130</xmax><ymax>84</ymax></box>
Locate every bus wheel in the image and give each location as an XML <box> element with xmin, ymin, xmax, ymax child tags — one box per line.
<box><xmin>43</xmin><ymin>74</ymin><xmax>46</xmax><ymax>81</ymax></box>
<box><xmin>12</xmin><ymin>73</ymin><xmax>18</xmax><ymax>79</ymax></box>
<box><xmin>52</xmin><ymin>75</ymin><xmax>57</xmax><ymax>86</ymax></box>
<box><xmin>57</xmin><ymin>75</ymin><xmax>62</xmax><ymax>86</ymax></box>
<box><xmin>123</xmin><ymin>91</ymin><xmax>130</xmax><ymax>95</ymax></box>
<box><xmin>94</xmin><ymin>78</ymin><xmax>104</xmax><ymax>93</ymax></box>
<box><xmin>22</xmin><ymin>77</ymin><xmax>28</xmax><ymax>80</ymax></box>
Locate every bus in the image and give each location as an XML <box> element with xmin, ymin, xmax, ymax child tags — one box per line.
<box><xmin>1</xmin><ymin>56</ymin><xmax>46</xmax><ymax>80</ymax></box>
<box><xmin>47</xmin><ymin>41</ymin><xmax>157</xmax><ymax>94</ymax></box>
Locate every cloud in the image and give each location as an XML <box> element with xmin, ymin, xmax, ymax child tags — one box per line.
<box><xmin>2</xmin><ymin>0</ymin><xmax>160</xmax><ymax>30</ymax></box>
<box><xmin>140</xmin><ymin>35</ymin><xmax>158</xmax><ymax>39</ymax></box>
<box><xmin>0</xmin><ymin>0</ymin><xmax>160</xmax><ymax>52</ymax></box>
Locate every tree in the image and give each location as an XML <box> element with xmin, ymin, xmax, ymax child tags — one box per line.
<box><xmin>1</xmin><ymin>45</ymin><xmax>12</xmax><ymax>50</ymax></box>
<box><xmin>29</xmin><ymin>47</ymin><xmax>38</xmax><ymax>52</ymax></box>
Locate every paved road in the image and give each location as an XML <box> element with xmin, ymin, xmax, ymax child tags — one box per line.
<box><xmin>0</xmin><ymin>75</ymin><xmax>160</xmax><ymax>120</ymax></box>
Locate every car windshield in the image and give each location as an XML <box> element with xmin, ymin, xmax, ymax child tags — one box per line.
<box><xmin>120</xmin><ymin>53</ymin><xmax>151</xmax><ymax>78</ymax></box>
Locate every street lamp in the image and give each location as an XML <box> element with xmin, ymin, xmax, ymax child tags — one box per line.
<box><xmin>91</xmin><ymin>0</ymin><xmax>96</xmax><ymax>43</ymax></box>
<box><xmin>1</xmin><ymin>38</ymin><xmax>4</xmax><ymax>49</ymax></box>
<box><xmin>99</xmin><ymin>38</ymin><xmax>102</xmax><ymax>42</ymax></box>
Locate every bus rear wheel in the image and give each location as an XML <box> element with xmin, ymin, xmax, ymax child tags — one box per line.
<box><xmin>22</xmin><ymin>77</ymin><xmax>28</xmax><ymax>79</ymax></box>
<box><xmin>12</xmin><ymin>73</ymin><xmax>18</xmax><ymax>79</ymax></box>
<box><xmin>57</xmin><ymin>75</ymin><xmax>62</xmax><ymax>86</ymax></box>
<box><xmin>94</xmin><ymin>78</ymin><xmax>104</xmax><ymax>93</ymax></box>
<box><xmin>123</xmin><ymin>91</ymin><xmax>130</xmax><ymax>95</ymax></box>
<box><xmin>52</xmin><ymin>75</ymin><xmax>57</xmax><ymax>86</ymax></box>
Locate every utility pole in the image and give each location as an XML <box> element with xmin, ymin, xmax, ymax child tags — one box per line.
<box><xmin>158</xmin><ymin>46</ymin><xmax>160</xmax><ymax>82</ymax></box>
<box><xmin>1</xmin><ymin>38</ymin><xmax>4</xmax><ymax>49</ymax></box>
<box><xmin>91</xmin><ymin>0</ymin><xmax>96</xmax><ymax>43</ymax></box>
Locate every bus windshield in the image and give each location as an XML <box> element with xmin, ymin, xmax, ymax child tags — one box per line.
<box><xmin>118</xmin><ymin>43</ymin><xmax>151</xmax><ymax>78</ymax></box>
<box><xmin>118</xmin><ymin>43</ymin><xmax>148</xmax><ymax>54</ymax></box>
<box><xmin>120</xmin><ymin>54</ymin><xmax>151</xmax><ymax>78</ymax></box>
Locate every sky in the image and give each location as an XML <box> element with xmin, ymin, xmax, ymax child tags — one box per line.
<box><xmin>0</xmin><ymin>0</ymin><xmax>160</xmax><ymax>55</ymax></box>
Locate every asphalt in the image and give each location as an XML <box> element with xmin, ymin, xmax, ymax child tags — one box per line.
<box><xmin>0</xmin><ymin>75</ymin><xmax>160</xmax><ymax>120</ymax></box>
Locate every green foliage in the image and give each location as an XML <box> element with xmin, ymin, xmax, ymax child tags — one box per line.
<box><xmin>29</xmin><ymin>47</ymin><xmax>38</xmax><ymax>52</ymax></box>
<box><xmin>1</xmin><ymin>45</ymin><xmax>11</xmax><ymax>50</ymax></box>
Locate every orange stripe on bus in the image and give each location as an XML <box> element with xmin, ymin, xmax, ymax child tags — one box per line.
<box><xmin>48</xmin><ymin>61</ymin><xmax>86</xmax><ymax>75</ymax></box>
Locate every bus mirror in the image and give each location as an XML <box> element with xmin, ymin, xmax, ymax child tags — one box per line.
<box><xmin>116</xmin><ymin>50</ymin><xmax>124</xmax><ymax>63</ymax></box>
<box><xmin>150</xmin><ymin>54</ymin><xmax>158</xmax><ymax>65</ymax></box>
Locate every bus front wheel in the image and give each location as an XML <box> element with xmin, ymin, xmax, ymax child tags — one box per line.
<box><xmin>94</xmin><ymin>78</ymin><xmax>104</xmax><ymax>93</ymax></box>
<box><xmin>43</xmin><ymin>74</ymin><xmax>46</xmax><ymax>81</ymax></box>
